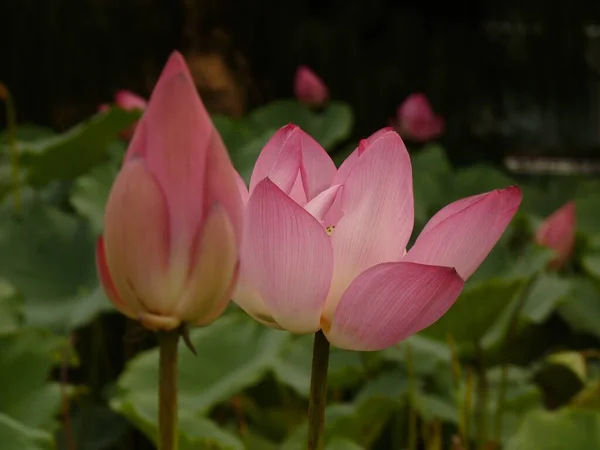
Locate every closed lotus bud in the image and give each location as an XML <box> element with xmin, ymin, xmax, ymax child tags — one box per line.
<box><xmin>96</xmin><ymin>52</ymin><xmax>244</xmax><ymax>331</ymax></box>
<box><xmin>294</xmin><ymin>65</ymin><xmax>329</xmax><ymax>107</ymax></box>
<box><xmin>396</xmin><ymin>93</ymin><xmax>444</xmax><ymax>142</ymax></box>
<box><xmin>535</xmin><ymin>201</ymin><xmax>576</xmax><ymax>270</ymax></box>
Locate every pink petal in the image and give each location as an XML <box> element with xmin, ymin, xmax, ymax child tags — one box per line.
<box><xmin>96</xmin><ymin>236</ymin><xmax>138</xmax><ymax>318</ymax></box>
<box><xmin>304</xmin><ymin>184</ymin><xmax>342</xmax><ymax>223</ymax></box>
<box><xmin>242</xmin><ymin>179</ymin><xmax>334</xmax><ymax>333</ymax></box>
<box><xmin>326</xmin><ymin>262</ymin><xmax>464</xmax><ymax>351</ymax></box>
<box><xmin>249</xmin><ymin>125</ymin><xmax>336</xmax><ymax>203</ymax></box>
<box><xmin>294</xmin><ymin>65</ymin><xmax>329</xmax><ymax>107</ymax></box>
<box><xmin>174</xmin><ymin>204</ymin><xmax>237</xmax><ymax>324</ymax></box>
<box><xmin>233</xmin><ymin>279</ymin><xmax>282</xmax><ymax>329</ymax></box>
<box><xmin>323</xmin><ymin>131</ymin><xmax>414</xmax><ymax>321</ymax></box>
<box><xmin>404</xmin><ymin>186</ymin><xmax>522</xmax><ymax>280</ymax></box>
<box><xmin>236</xmin><ymin>172</ymin><xmax>249</xmax><ymax>205</ymax></box>
<box><xmin>103</xmin><ymin>160</ymin><xmax>172</xmax><ymax>316</ymax></box>
<box><xmin>397</xmin><ymin>93</ymin><xmax>445</xmax><ymax>142</ymax></box>
<box><xmin>535</xmin><ymin>201</ymin><xmax>576</xmax><ymax>270</ymax></box>
<box><xmin>124</xmin><ymin>51</ymin><xmax>213</xmax><ymax>251</ymax></box>
<box><xmin>249</xmin><ymin>124</ymin><xmax>301</xmax><ymax>195</ymax></box>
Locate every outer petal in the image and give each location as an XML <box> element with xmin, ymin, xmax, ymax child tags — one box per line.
<box><xmin>236</xmin><ymin>171</ymin><xmax>249</xmax><ymax>205</ymax></box>
<box><xmin>174</xmin><ymin>204</ymin><xmax>237</xmax><ymax>324</ymax></box>
<box><xmin>404</xmin><ymin>186</ymin><xmax>522</xmax><ymax>280</ymax></box>
<box><xmin>96</xmin><ymin>236</ymin><xmax>138</xmax><ymax>318</ymax></box>
<box><xmin>249</xmin><ymin>124</ymin><xmax>301</xmax><ymax>195</ymax></box>
<box><xmin>243</xmin><ymin>179</ymin><xmax>334</xmax><ymax>333</ymax></box>
<box><xmin>103</xmin><ymin>160</ymin><xmax>172</xmax><ymax>316</ymax></box>
<box><xmin>535</xmin><ymin>201</ymin><xmax>576</xmax><ymax>270</ymax></box>
<box><xmin>232</xmin><ymin>279</ymin><xmax>282</xmax><ymax>329</ymax></box>
<box><xmin>326</xmin><ymin>262</ymin><xmax>464</xmax><ymax>351</ymax></box>
<box><xmin>323</xmin><ymin>131</ymin><xmax>414</xmax><ymax>321</ymax></box>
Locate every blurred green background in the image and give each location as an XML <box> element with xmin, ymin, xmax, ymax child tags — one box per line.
<box><xmin>0</xmin><ymin>1</ymin><xmax>600</xmax><ymax>449</ymax></box>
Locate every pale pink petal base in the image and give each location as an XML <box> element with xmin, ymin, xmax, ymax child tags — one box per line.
<box><xmin>174</xmin><ymin>204</ymin><xmax>237</xmax><ymax>324</ymax></box>
<box><xmin>103</xmin><ymin>160</ymin><xmax>172</xmax><ymax>316</ymax></box>
<box><xmin>326</xmin><ymin>262</ymin><xmax>464</xmax><ymax>351</ymax></box>
<box><xmin>404</xmin><ymin>187</ymin><xmax>522</xmax><ymax>280</ymax></box>
<box><xmin>242</xmin><ymin>179</ymin><xmax>334</xmax><ymax>333</ymax></box>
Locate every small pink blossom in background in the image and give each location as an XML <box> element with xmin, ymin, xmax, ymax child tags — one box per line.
<box><xmin>99</xmin><ymin>90</ymin><xmax>148</xmax><ymax>140</ymax></box>
<box><xmin>294</xmin><ymin>65</ymin><xmax>329</xmax><ymax>107</ymax></box>
<box><xmin>394</xmin><ymin>93</ymin><xmax>445</xmax><ymax>142</ymax></box>
<box><xmin>97</xmin><ymin>52</ymin><xmax>244</xmax><ymax>331</ymax></box>
<box><xmin>535</xmin><ymin>201</ymin><xmax>576</xmax><ymax>270</ymax></box>
<box><xmin>233</xmin><ymin>125</ymin><xmax>521</xmax><ymax>351</ymax></box>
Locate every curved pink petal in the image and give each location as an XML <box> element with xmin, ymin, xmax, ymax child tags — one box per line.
<box><xmin>326</xmin><ymin>262</ymin><xmax>464</xmax><ymax>351</ymax></box>
<box><xmin>103</xmin><ymin>160</ymin><xmax>172</xmax><ymax>316</ymax></box>
<box><xmin>323</xmin><ymin>131</ymin><xmax>414</xmax><ymax>321</ymax></box>
<box><xmin>124</xmin><ymin>51</ymin><xmax>212</xmax><ymax>251</ymax></box>
<box><xmin>96</xmin><ymin>236</ymin><xmax>139</xmax><ymax>318</ymax></box>
<box><xmin>236</xmin><ymin>172</ymin><xmax>249</xmax><ymax>205</ymax></box>
<box><xmin>404</xmin><ymin>186</ymin><xmax>522</xmax><ymax>280</ymax></box>
<box><xmin>242</xmin><ymin>179</ymin><xmax>334</xmax><ymax>333</ymax></box>
<box><xmin>175</xmin><ymin>204</ymin><xmax>237</xmax><ymax>324</ymax></box>
<box><xmin>298</xmin><ymin>131</ymin><xmax>336</xmax><ymax>201</ymax></box>
<box><xmin>294</xmin><ymin>66</ymin><xmax>329</xmax><ymax>107</ymax></box>
<box><xmin>535</xmin><ymin>201</ymin><xmax>576</xmax><ymax>270</ymax></box>
<box><xmin>249</xmin><ymin>124</ymin><xmax>301</xmax><ymax>195</ymax></box>
<box><xmin>233</xmin><ymin>279</ymin><xmax>282</xmax><ymax>329</ymax></box>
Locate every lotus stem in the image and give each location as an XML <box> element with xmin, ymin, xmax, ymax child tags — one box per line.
<box><xmin>158</xmin><ymin>329</ymin><xmax>180</xmax><ymax>450</ymax></box>
<box><xmin>307</xmin><ymin>330</ymin><xmax>330</xmax><ymax>450</ymax></box>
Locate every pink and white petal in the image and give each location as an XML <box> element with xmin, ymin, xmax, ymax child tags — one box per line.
<box><xmin>103</xmin><ymin>160</ymin><xmax>172</xmax><ymax>315</ymax></box>
<box><xmin>305</xmin><ymin>184</ymin><xmax>342</xmax><ymax>223</ymax></box>
<box><xmin>326</xmin><ymin>262</ymin><xmax>464</xmax><ymax>351</ymax></box>
<box><xmin>249</xmin><ymin>124</ymin><xmax>301</xmax><ymax>195</ymax></box>
<box><xmin>288</xmin><ymin>172</ymin><xmax>308</xmax><ymax>205</ymax></box>
<box><xmin>323</xmin><ymin>131</ymin><xmax>414</xmax><ymax>321</ymax></box>
<box><xmin>298</xmin><ymin>131</ymin><xmax>336</xmax><ymax>201</ymax></box>
<box><xmin>404</xmin><ymin>186</ymin><xmax>522</xmax><ymax>280</ymax></box>
<box><xmin>243</xmin><ymin>179</ymin><xmax>334</xmax><ymax>333</ymax></box>
<box><xmin>235</xmin><ymin>172</ymin><xmax>249</xmax><ymax>205</ymax></box>
<box><xmin>96</xmin><ymin>236</ymin><xmax>139</xmax><ymax>318</ymax></box>
<box><xmin>194</xmin><ymin>262</ymin><xmax>239</xmax><ymax>327</ymax></box>
<box><xmin>174</xmin><ymin>204</ymin><xmax>237</xmax><ymax>323</ymax></box>
<box><xmin>232</xmin><ymin>278</ymin><xmax>282</xmax><ymax>329</ymax></box>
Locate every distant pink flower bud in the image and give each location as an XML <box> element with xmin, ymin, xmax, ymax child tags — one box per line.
<box><xmin>294</xmin><ymin>66</ymin><xmax>329</xmax><ymax>107</ymax></box>
<box><xmin>114</xmin><ymin>90</ymin><xmax>147</xmax><ymax>111</ymax></box>
<box><xmin>96</xmin><ymin>52</ymin><xmax>244</xmax><ymax>331</ymax></box>
<box><xmin>395</xmin><ymin>93</ymin><xmax>445</xmax><ymax>142</ymax></box>
<box><xmin>535</xmin><ymin>201</ymin><xmax>576</xmax><ymax>270</ymax></box>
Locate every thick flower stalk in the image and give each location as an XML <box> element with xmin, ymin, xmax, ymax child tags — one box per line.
<box><xmin>395</xmin><ymin>93</ymin><xmax>445</xmax><ymax>142</ymax></box>
<box><xmin>535</xmin><ymin>201</ymin><xmax>576</xmax><ymax>270</ymax></box>
<box><xmin>233</xmin><ymin>125</ymin><xmax>522</xmax><ymax>351</ymax></box>
<box><xmin>294</xmin><ymin>65</ymin><xmax>329</xmax><ymax>107</ymax></box>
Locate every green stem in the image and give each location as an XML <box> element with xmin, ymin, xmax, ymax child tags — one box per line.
<box><xmin>307</xmin><ymin>330</ymin><xmax>330</xmax><ymax>450</ymax></box>
<box><xmin>406</xmin><ymin>342</ymin><xmax>417</xmax><ymax>450</ymax></box>
<box><xmin>0</xmin><ymin>83</ymin><xmax>21</xmax><ymax>213</ymax></box>
<box><xmin>475</xmin><ymin>344</ymin><xmax>488</xmax><ymax>450</ymax></box>
<box><xmin>159</xmin><ymin>329</ymin><xmax>180</xmax><ymax>450</ymax></box>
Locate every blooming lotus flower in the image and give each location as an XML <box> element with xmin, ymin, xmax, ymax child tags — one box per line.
<box><xmin>294</xmin><ymin>66</ymin><xmax>329</xmax><ymax>107</ymax></box>
<box><xmin>96</xmin><ymin>51</ymin><xmax>244</xmax><ymax>331</ymax></box>
<box><xmin>233</xmin><ymin>125</ymin><xmax>521</xmax><ymax>351</ymax></box>
<box><xmin>395</xmin><ymin>93</ymin><xmax>444</xmax><ymax>142</ymax></box>
<box><xmin>535</xmin><ymin>201</ymin><xmax>576</xmax><ymax>270</ymax></box>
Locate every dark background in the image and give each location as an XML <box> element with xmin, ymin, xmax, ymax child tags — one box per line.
<box><xmin>2</xmin><ymin>0</ymin><xmax>600</xmax><ymax>165</ymax></box>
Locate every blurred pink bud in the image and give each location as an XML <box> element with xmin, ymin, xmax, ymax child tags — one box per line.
<box><xmin>535</xmin><ymin>201</ymin><xmax>576</xmax><ymax>270</ymax></box>
<box><xmin>294</xmin><ymin>65</ymin><xmax>329</xmax><ymax>107</ymax></box>
<box><xmin>233</xmin><ymin>126</ymin><xmax>521</xmax><ymax>351</ymax></box>
<box><xmin>96</xmin><ymin>51</ymin><xmax>244</xmax><ymax>331</ymax></box>
<box><xmin>114</xmin><ymin>90</ymin><xmax>147</xmax><ymax>111</ymax></box>
<box><xmin>395</xmin><ymin>93</ymin><xmax>445</xmax><ymax>142</ymax></box>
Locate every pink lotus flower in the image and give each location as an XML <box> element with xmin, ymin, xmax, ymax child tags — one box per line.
<box><xmin>96</xmin><ymin>52</ymin><xmax>244</xmax><ymax>331</ymax></box>
<box><xmin>114</xmin><ymin>90</ymin><xmax>148</xmax><ymax>111</ymax></box>
<box><xmin>535</xmin><ymin>201</ymin><xmax>576</xmax><ymax>270</ymax></box>
<box><xmin>294</xmin><ymin>65</ymin><xmax>329</xmax><ymax>107</ymax></box>
<box><xmin>395</xmin><ymin>93</ymin><xmax>445</xmax><ymax>142</ymax></box>
<box><xmin>233</xmin><ymin>125</ymin><xmax>521</xmax><ymax>350</ymax></box>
